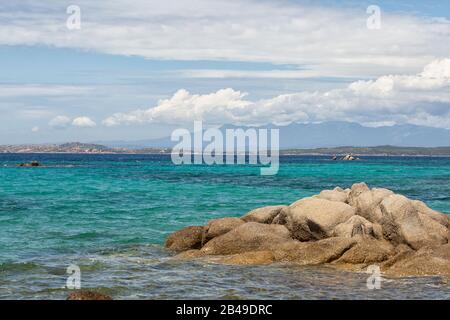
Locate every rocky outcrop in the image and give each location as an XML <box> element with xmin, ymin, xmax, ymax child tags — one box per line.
<box><xmin>166</xmin><ymin>183</ymin><xmax>450</xmax><ymax>277</ymax></box>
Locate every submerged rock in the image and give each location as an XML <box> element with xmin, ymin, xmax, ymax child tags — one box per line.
<box><xmin>67</xmin><ymin>290</ymin><xmax>112</xmax><ymax>300</ymax></box>
<box><xmin>165</xmin><ymin>183</ymin><xmax>450</xmax><ymax>277</ymax></box>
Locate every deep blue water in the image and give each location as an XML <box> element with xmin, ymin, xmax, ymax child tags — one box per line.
<box><xmin>0</xmin><ymin>153</ymin><xmax>449</xmax><ymax>299</ymax></box>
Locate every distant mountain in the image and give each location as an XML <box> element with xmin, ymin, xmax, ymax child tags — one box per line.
<box><xmin>276</xmin><ymin>122</ymin><xmax>450</xmax><ymax>148</ymax></box>
<box><xmin>97</xmin><ymin>122</ymin><xmax>450</xmax><ymax>149</ymax></box>
<box><xmin>94</xmin><ymin>137</ymin><xmax>174</xmax><ymax>149</ymax></box>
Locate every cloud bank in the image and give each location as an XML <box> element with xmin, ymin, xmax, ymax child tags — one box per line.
<box><xmin>103</xmin><ymin>59</ymin><xmax>450</xmax><ymax>129</ymax></box>
<box><xmin>1</xmin><ymin>0</ymin><xmax>450</xmax><ymax>78</ymax></box>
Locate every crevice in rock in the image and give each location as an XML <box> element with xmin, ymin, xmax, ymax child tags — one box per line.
<box><xmin>324</xmin><ymin>241</ymin><xmax>357</xmax><ymax>264</ymax></box>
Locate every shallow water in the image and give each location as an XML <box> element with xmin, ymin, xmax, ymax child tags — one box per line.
<box><xmin>0</xmin><ymin>154</ymin><xmax>449</xmax><ymax>299</ymax></box>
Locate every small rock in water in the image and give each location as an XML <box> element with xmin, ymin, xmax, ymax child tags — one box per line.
<box><xmin>342</xmin><ymin>154</ymin><xmax>357</xmax><ymax>161</ymax></box>
<box><xmin>18</xmin><ymin>161</ymin><xmax>41</xmax><ymax>167</ymax></box>
<box><xmin>67</xmin><ymin>290</ymin><xmax>112</xmax><ymax>300</ymax></box>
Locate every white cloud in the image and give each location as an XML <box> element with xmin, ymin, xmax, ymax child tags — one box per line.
<box><xmin>178</xmin><ymin>69</ymin><xmax>329</xmax><ymax>79</ymax></box>
<box><xmin>49</xmin><ymin>115</ymin><xmax>72</xmax><ymax>129</ymax></box>
<box><xmin>31</xmin><ymin>126</ymin><xmax>39</xmax><ymax>133</ymax></box>
<box><xmin>103</xmin><ymin>59</ymin><xmax>450</xmax><ymax>129</ymax></box>
<box><xmin>72</xmin><ymin>116</ymin><xmax>96</xmax><ymax>128</ymax></box>
<box><xmin>0</xmin><ymin>85</ymin><xmax>91</xmax><ymax>97</ymax></box>
<box><xmin>1</xmin><ymin>1</ymin><xmax>450</xmax><ymax>78</ymax></box>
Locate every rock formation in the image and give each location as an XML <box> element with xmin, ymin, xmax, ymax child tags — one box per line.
<box><xmin>342</xmin><ymin>154</ymin><xmax>357</xmax><ymax>161</ymax></box>
<box><xmin>166</xmin><ymin>183</ymin><xmax>450</xmax><ymax>277</ymax></box>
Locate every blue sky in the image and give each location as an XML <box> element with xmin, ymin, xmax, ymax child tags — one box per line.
<box><xmin>1</xmin><ymin>0</ymin><xmax>450</xmax><ymax>144</ymax></box>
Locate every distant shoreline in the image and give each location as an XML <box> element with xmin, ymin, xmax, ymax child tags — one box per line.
<box><xmin>1</xmin><ymin>142</ymin><xmax>450</xmax><ymax>157</ymax></box>
<box><xmin>2</xmin><ymin>152</ymin><xmax>450</xmax><ymax>158</ymax></box>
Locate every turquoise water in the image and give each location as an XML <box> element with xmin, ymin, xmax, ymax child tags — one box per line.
<box><xmin>0</xmin><ymin>154</ymin><xmax>449</xmax><ymax>299</ymax></box>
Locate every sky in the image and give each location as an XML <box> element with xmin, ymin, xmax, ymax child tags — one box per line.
<box><xmin>1</xmin><ymin>0</ymin><xmax>450</xmax><ymax>144</ymax></box>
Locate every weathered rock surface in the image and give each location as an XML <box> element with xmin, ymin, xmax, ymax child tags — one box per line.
<box><xmin>380</xmin><ymin>194</ymin><xmax>449</xmax><ymax>249</ymax></box>
<box><xmin>242</xmin><ymin>205</ymin><xmax>288</xmax><ymax>224</ymax></box>
<box><xmin>286</xmin><ymin>197</ymin><xmax>355</xmax><ymax>241</ymax></box>
<box><xmin>201</xmin><ymin>222</ymin><xmax>292</xmax><ymax>255</ymax></box>
<box><xmin>316</xmin><ymin>188</ymin><xmax>349</xmax><ymax>203</ymax></box>
<box><xmin>349</xmin><ymin>188</ymin><xmax>394</xmax><ymax>223</ymax></box>
<box><xmin>335</xmin><ymin>237</ymin><xmax>395</xmax><ymax>265</ymax></box>
<box><xmin>273</xmin><ymin>237</ymin><xmax>357</xmax><ymax>265</ymax></box>
<box><xmin>383</xmin><ymin>244</ymin><xmax>450</xmax><ymax>276</ymax></box>
<box><xmin>166</xmin><ymin>183</ymin><xmax>450</xmax><ymax>277</ymax></box>
<box><xmin>205</xmin><ymin>217</ymin><xmax>244</xmax><ymax>241</ymax></box>
<box><xmin>165</xmin><ymin>226</ymin><xmax>204</xmax><ymax>252</ymax></box>
<box><xmin>332</xmin><ymin>215</ymin><xmax>382</xmax><ymax>239</ymax></box>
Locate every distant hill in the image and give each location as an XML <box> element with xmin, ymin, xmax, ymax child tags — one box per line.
<box><xmin>1</xmin><ymin>143</ymin><xmax>450</xmax><ymax>156</ymax></box>
<box><xmin>0</xmin><ymin>142</ymin><xmax>167</xmax><ymax>154</ymax></box>
<box><xmin>97</xmin><ymin>122</ymin><xmax>450</xmax><ymax>149</ymax></box>
<box><xmin>282</xmin><ymin>146</ymin><xmax>450</xmax><ymax>156</ymax></box>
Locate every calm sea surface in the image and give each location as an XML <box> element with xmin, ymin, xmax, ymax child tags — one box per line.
<box><xmin>0</xmin><ymin>153</ymin><xmax>449</xmax><ymax>299</ymax></box>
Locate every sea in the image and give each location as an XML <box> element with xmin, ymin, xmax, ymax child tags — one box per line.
<box><xmin>0</xmin><ymin>153</ymin><xmax>449</xmax><ymax>299</ymax></box>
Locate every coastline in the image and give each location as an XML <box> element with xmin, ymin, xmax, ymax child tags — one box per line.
<box><xmin>3</xmin><ymin>151</ymin><xmax>450</xmax><ymax>157</ymax></box>
<box><xmin>2</xmin><ymin>142</ymin><xmax>450</xmax><ymax>157</ymax></box>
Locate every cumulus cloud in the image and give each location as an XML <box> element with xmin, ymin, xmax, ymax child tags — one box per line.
<box><xmin>1</xmin><ymin>1</ymin><xmax>450</xmax><ymax>78</ymax></box>
<box><xmin>72</xmin><ymin>117</ymin><xmax>96</xmax><ymax>128</ymax></box>
<box><xmin>49</xmin><ymin>115</ymin><xmax>72</xmax><ymax>129</ymax></box>
<box><xmin>103</xmin><ymin>59</ymin><xmax>450</xmax><ymax>129</ymax></box>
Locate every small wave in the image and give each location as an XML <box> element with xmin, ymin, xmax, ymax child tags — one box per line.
<box><xmin>63</xmin><ymin>232</ymin><xmax>106</xmax><ymax>240</ymax></box>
